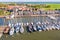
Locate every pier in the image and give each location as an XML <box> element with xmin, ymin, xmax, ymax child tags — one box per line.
<box><xmin>5</xmin><ymin>14</ymin><xmax>60</xmax><ymax>19</ymax></box>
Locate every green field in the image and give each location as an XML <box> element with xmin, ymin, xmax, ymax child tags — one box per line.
<box><xmin>0</xmin><ymin>30</ymin><xmax>60</xmax><ymax>40</ymax></box>
<box><xmin>44</xmin><ymin>4</ymin><xmax>60</xmax><ymax>10</ymax></box>
<box><xmin>30</xmin><ymin>4</ymin><xmax>60</xmax><ymax>10</ymax></box>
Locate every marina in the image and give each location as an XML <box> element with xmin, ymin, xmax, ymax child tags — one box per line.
<box><xmin>0</xmin><ymin>3</ymin><xmax>60</xmax><ymax>40</ymax></box>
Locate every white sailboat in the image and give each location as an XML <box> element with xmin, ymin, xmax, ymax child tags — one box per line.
<box><xmin>37</xmin><ymin>25</ymin><xmax>42</xmax><ymax>32</ymax></box>
<box><xmin>20</xmin><ymin>26</ymin><xmax>24</xmax><ymax>33</ymax></box>
<box><xmin>31</xmin><ymin>22</ymin><xmax>37</xmax><ymax>31</ymax></box>
<box><xmin>15</xmin><ymin>23</ymin><xmax>20</xmax><ymax>33</ymax></box>
<box><xmin>9</xmin><ymin>27</ymin><xmax>14</xmax><ymax>35</ymax></box>
<box><xmin>55</xmin><ymin>25</ymin><xmax>60</xmax><ymax>30</ymax></box>
<box><xmin>33</xmin><ymin>24</ymin><xmax>37</xmax><ymax>31</ymax></box>
<box><xmin>49</xmin><ymin>25</ymin><xmax>52</xmax><ymax>30</ymax></box>
<box><xmin>36</xmin><ymin>22</ymin><xmax>42</xmax><ymax>32</ymax></box>
<box><xmin>42</xmin><ymin>25</ymin><xmax>46</xmax><ymax>31</ymax></box>
<box><xmin>51</xmin><ymin>25</ymin><xmax>55</xmax><ymax>30</ymax></box>
<box><xmin>46</xmin><ymin>26</ymin><xmax>49</xmax><ymax>31</ymax></box>
<box><xmin>19</xmin><ymin>23</ymin><xmax>24</xmax><ymax>33</ymax></box>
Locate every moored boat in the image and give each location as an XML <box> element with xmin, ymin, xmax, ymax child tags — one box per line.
<box><xmin>19</xmin><ymin>23</ymin><xmax>24</xmax><ymax>33</ymax></box>
<box><xmin>9</xmin><ymin>27</ymin><xmax>14</xmax><ymax>35</ymax></box>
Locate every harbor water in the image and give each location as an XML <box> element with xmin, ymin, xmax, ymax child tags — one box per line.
<box><xmin>0</xmin><ymin>18</ymin><xmax>5</xmax><ymax>26</ymax></box>
<box><xmin>0</xmin><ymin>16</ymin><xmax>60</xmax><ymax>26</ymax></box>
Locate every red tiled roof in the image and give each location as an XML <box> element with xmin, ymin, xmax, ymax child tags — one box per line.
<box><xmin>7</xmin><ymin>6</ymin><xmax>20</xmax><ymax>10</ymax></box>
<box><xmin>7</xmin><ymin>5</ymin><xmax>30</xmax><ymax>10</ymax></box>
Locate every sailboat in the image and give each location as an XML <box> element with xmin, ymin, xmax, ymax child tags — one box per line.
<box><xmin>27</xmin><ymin>23</ymin><xmax>33</xmax><ymax>32</ymax></box>
<box><xmin>30</xmin><ymin>22</ymin><xmax>37</xmax><ymax>31</ymax></box>
<box><xmin>45</xmin><ymin>24</ymin><xmax>50</xmax><ymax>31</ymax></box>
<box><xmin>36</xmin><ymin>22</ymin><xmax>42</xmax><ymax>32</ymax></box>
<box><xmin>15</xmin><ymin>23</ymin><xmax>20</xmax><ymax>33</ymax></box>
<box><xmin>26</xmin><ymin>22</ymin><xmax>32</xmax><ymax>32</ymax></box>
<box><xmin>37</xmin><ymin>25</ymin><xmax>42</xmax><ymax>32</ymax></box>
<box><xmin>32</xmin><ymin>24</ymin><xmax>37</xmax><ymax>31</ymax></box>
<box><xmin>41</xmin><ymin>24</ymin><xmax>46</xmax><ymax>31</ymax></box>
<box><xmin>9</xmin><ymin>27</ymin><xmax>14</xmax><ymax>35</ymax></box>
<box><xmin>55</xmin><ymin>24</ymin><xmax>60</xmax><ymax>30</ymax></box>
<box><xmin>49</xmin><ymin>25</ymin><xmax>52</xmax><ymax>30</ymax></box>
<box><xmin>51</xmin><ymin>24</ymin><xmax>55</xmax><ymax>30</ymax></box>
<box><xmin>19</xmin><ymin>23</ymin><xmax>24</xmax><ymax>33</ymax></box>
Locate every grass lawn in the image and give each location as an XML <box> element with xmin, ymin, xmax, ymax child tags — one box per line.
<box><xmin>0</xmin><ymin>30</ymin><xmax>60</xmax><ymax>40</ymax></box>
